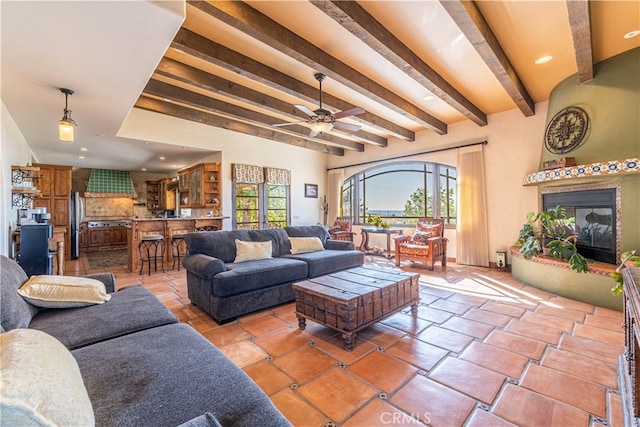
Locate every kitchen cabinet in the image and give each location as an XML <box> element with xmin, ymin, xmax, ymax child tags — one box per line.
<box><xmin>110</xmin><ymin>227</ymin><xmax>128</xmax><ymax>246</ymax></box>
<box><xmin>33</xmin><ymin>164</ymin><xmax>71</xmax><ymax>259</ymax></box>
<box><xmin>177</xmin><ymin>163</ymin><xmax>221</xmax><ymax>211</ymax></box>
<box><xmin>87</xmin><ymin>226</ymin><xmax>127</xmax><ymax>249</ymax></box>
<box><xmin>147</xmin><ymin>179</ymin><xmax>176</xmax><ymax>211</ymax></box>
<box><xmin>146</xmin><ymin>180</ymin><xmax>160</xmax><ymax>210</ymax></box>
<box><xmin>79</xmin><ymin>222</ymin><xmax>88</xmax><ymax>248</ymax></box>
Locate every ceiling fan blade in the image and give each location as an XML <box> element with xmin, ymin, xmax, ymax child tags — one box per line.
<box><xmin>332</xmin><ymin>107</ymin><xmax>365</xmax><ymax>119</ymax></box>
<box><xmin>333</xmin><ymin>121</ymin><xmax>361</xmax><ymax>132</ymax></box>
<box><xmin>309</xmin><ymin>129</ymin><xmax>319</xmax><ymax>138</ymax></box>
<box><xmin>272</xmin><ymin>121</ymin><xmax>308</xmax><ymax>127</ymax></box>
<box><xmin>294</xmin><ymin>105</ymin><xmax>316</xmax><ymax>118</ymax></box>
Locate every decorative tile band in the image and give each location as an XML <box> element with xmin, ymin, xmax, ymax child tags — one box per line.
<box><xmin>523</xmin><ymin>158</ymin><xmax>639</xmax><ymax>185</ymax></box>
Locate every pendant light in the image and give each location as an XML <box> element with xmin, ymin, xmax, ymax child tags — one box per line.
<box><xmin>59</xmin><ymin>88</ymin><xmax>77</xmax><ymax>142</ymax></box>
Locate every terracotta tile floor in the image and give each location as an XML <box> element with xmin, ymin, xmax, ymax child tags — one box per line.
<box><xmin>67</xmin><ymin>253</ymin><xmax>625</xmax><ymax>426</ymax></box>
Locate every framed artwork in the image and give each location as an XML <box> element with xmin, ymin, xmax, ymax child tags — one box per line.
<box><xmin>304</xmin><ymin>183</ymin><xmax>318</xmax><ymax>198</ymax></box>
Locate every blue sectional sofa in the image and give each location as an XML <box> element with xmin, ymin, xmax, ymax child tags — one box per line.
<box><xmin>182</xmin><ymin>225</ymin><xmax>365</xmax><ymax>323</ymax></box>
<box><xmin>0</xmin><ymin>255</ymin><xmax>291</xmax><ymax>427</ymax></box>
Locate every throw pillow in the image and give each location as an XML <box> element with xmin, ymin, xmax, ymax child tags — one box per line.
<box><xmin>18</xmin><ymin>275</ymin><xmax>111</xmax><ymax>308</ymax></box>
<box><xmin>289</xmin><ymin>237</ymin><xmax>325</xmax><ymax>254</ymax></box>
<box><xmin>0</xmin><ymin>329</ymin><xmax>95</xmax><ymax>426</ymax></box>
<box><xmin>234</xmin><ymin>240</ymin><xmax>273</xmax><ymax>263</ymax></box>
<box><xmin>412</xmin><ymin>223</ymin><xmax>442</xmax><ymax>245</ymax></box>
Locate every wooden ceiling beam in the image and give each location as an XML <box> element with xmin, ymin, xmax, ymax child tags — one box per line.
<box><xmin>311</xmin><ymin>0</ymin><xmax>487</xmax><ymax>127</ymax></box>
<box><xmin>566</xmin><ymin>0</ymin><xmax>594</xmax><ymax>83</ymax></box>
<box><xmin>172</xmin><ymin>28</ymin><xmax>414</xmax><ymax>142</ymax></box>
<box><xmin>142</xmin><ymin>79</ymin><xmax>363</xmax><ymax>152</ymax></box>
<box><xmin>135</xmin><ymin>96</ymin><xmax>344</xmax><ymax>156</ymax></box>
<box><xmin>440</xmin><ymin>0</ymin><xmax>535</xmax><ymax>117</ymax></box>
<box><xmin>187</xmin><ymin>1</ymin><xmax>447</xmax><ymax>134</ymax></box>
<box><xmin>155</xmin><ymin>57</ymin><xmax>387</xmax><ymax>147</ymax></box>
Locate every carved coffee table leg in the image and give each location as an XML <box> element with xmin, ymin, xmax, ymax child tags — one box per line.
<box><xmin>410</xmin><ymin>303</ymin><xmax>418</xmax><ymax>316</ymax></box>
<box><xmin>342</xmin><ymin>332</ymin><xmax>356</xmax><ymax>351</ymax></box>
<box><xmin>297</xmin><ymin>316</ymin><xmax>307</xmax><ymax>330</ymax></box>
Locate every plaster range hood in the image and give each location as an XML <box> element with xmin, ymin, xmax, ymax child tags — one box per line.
<box><xmin>85</xmin><ymin>169</ymin><xmax>137</xmax><ymax>198</ymax></box>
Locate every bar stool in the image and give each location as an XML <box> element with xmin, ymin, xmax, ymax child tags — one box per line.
<box><xmin>139</xmin><ymin>235</ymin><xmax>165</xmax><ymax>275</ymax></box>
<box><xmin>171</xmin><ymin>234</ymin><xmax>187</xmax><ymax>271</ymax></box>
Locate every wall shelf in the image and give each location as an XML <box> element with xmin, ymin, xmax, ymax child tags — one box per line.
<box><xmin>11</xmin><ymin>165</ymin><xmax>41</xmax><ymax>208</ymax></box>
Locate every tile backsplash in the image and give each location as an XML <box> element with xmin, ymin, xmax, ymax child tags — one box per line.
<box><xmin>84</xmin><ymin>197</ymin><xmax>133</xmax><ymax>220</ymax></box>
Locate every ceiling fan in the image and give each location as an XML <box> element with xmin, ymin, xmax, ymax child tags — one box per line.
<box><xmin>273</xmin><ymin>73</ymin><xmax>365</xmax><ymax>137</ymax></box>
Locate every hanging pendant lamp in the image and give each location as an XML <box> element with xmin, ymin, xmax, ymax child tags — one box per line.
<box><xmin>59</xmin><ymin>88</ymin><xmax>77</xmax><ymax>142</ymax></box>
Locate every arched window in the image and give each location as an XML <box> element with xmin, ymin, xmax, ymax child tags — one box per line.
<box><xmin>340</xmin><ymin>161</ymin><xmax>456</xmax><ymax>226</ymax></box>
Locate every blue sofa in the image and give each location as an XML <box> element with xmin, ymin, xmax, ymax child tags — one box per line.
<box><xmin>183</xmin><ymin>225</ymin><xmax>364</xmax><ymax>323</ymax></box>
<box><xmin>0</xmin><ymin>255</ymin><xmax>291</xmax><ymax>427</ymax></box>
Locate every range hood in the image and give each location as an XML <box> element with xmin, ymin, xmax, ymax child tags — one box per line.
<box><xmin>85</xmin><ymin>169</ymin><xmax>137</xmax><ymax>198</ymax></box>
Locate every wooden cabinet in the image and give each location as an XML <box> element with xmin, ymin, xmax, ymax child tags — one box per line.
<box><xmin>79</xmin><ymin>222</ymin><xmax>88</xmax><ymax>248</ymax></box>
<box><xmin>177</xmin><ymin>163</ymin><xmax>221</xmax><ymax>210</ymax></box>
<box><xmin>620</xmin><ymin>267</ymin><xmax>640</xmax><ymax>426</ymax></box>
<box><xmin>33</xmin><ymin>164</ymin><xmax>71</xmax><ymax>259</ymax></box>
<box><xmin>146</xmin><ymin>180</ymin><xmax>160</xmax><ymax>210</ymax></box>
<box><xmin>110</xmin><ymin>227</ymin><xmax>128</xmax><ymax>246</ymax></box>
<box><xmin>88</xmin><ymin>228</ymin><xmax>111</xmax><ymax>247</ymax></box>
<box><xmin>147</xmin><ymin>179</ymin><xmax>176</xmax><ymax>211</ymax></box>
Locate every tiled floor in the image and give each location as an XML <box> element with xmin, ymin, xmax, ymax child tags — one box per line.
<box><xmin>67</xmin><ymin>253</ymin><xmax>625</xmax><ymax>426</ymax></box>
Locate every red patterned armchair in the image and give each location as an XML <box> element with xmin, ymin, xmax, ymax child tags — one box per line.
<box><xmin>328</xmin><ymin>217</ymin><xmax>356</xmax><ymax>242</ymax></box>
<box><xmin>394</xmin><ymin>218</ymin><xmax>448</xmax><ymax>270</ymax></box>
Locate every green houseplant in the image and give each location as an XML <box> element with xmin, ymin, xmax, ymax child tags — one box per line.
<box><xmin>515</xmin><ymin>205</ymin><xmax>593</xmax><ymax>273</ymax></box>
<box><xmin>366</xmin><ymin>215</ymin><xmax>390</xmax><ymax>229</ymax></box>
<box><xmin>611</xmin><ymin>250</ymin><xmax>640</xmax><ymax>296</ymax></box>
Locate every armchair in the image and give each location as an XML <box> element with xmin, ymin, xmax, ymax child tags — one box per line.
<box><xmin>328</xmin><ymin>217</ymin><xmax>356</xmax><ymax>242</ymax></box>
<box><xmin>394</xmin><ymin>218</ymin><xmax>448</xmax><ymax>270</ymax></box>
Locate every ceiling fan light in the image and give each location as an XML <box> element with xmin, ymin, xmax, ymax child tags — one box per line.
<box><xmin>311</xmin><ymin>121</ymin><xmax>333</xmax><ymax>134</ymax></box>
<box><xmin>59</xmin><ymin>119</ymin><xmax>75</xmax><ymax>141</ymax></box>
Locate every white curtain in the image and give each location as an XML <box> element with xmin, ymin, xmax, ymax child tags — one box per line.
<box><xmin>456</xmin><ymin>145</ymin><xmax>489</xmax><ymax>266</ymax></box>
<box><xmin>327</xmin><ymin>169</ymin><xmax>345</xmax><ymax>224</ymax></box>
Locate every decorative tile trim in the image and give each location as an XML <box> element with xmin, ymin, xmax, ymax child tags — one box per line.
<box><xmin>523</xmin><ymin>158</ymin><xmax>639</xmax><ymax>185</ymax></box>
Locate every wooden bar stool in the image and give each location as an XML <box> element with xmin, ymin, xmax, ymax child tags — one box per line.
<box><xmin>139</xmin><ymin>235</ymin><xmax>165</xmax><ymax>275</ymax></box>
<box><xmin>171</xmin><ymin>234</ymin><xmax>187</xmax><ymax>271</ymax></box>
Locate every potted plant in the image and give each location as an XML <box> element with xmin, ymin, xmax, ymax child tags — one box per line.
<box><xmin>611</xmin><ymin>250</ymin><xmax>640</xmax><ymax>296</ymax></box>
<box><xmin>366</xmin><ymin>215</ymin><xmax>390</xmax><ymax>229</ymax></box>
<box><xmin>515</xmin><ymin>205</ymin><xmax>592</xmax><ymax>273</ymax></box>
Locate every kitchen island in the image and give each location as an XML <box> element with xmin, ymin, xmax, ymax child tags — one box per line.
<box><xmin>127</xmin><ymin>218</ymin><xmax>223</xmax><ymax>273</ymax></box>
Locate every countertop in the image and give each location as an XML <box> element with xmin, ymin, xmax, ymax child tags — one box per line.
<box><xmin>131</xmin><ymin>217</ymin><xmax>226</xmax><ymax>221</ymax></box>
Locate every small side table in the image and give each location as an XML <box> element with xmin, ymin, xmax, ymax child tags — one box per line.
<box><xmin>359</xmin><ymin>228</ymin><xmax>403</xmax><ymax>258</ymax></box>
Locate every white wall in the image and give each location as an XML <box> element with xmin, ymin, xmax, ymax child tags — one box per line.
<box><xmin>1</xmin><ymin>101</ymin><xmax>35</xmax><ymax>256</ymax></box>
<box><xmin>327</xmin><ymin>103</ymin><xmax>548</xmax><ymax>265</ymax></box>
<box><xmin>119</xmin><ymin>108</ymin><xmax>328</xmax><ymax>229</ymax></box>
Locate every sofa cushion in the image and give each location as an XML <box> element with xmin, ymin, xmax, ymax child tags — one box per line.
<box><xmin>285</xmin><ymin>249</ymin><xmax>365</xmax><ymax>278</ymax></box>
<box><xmin>178</xmin><ymin>412</ymin><xmax>223</xmax><ymax>427</ymax></box>
<box><xmin>0</xmin><ymin>256</ymin><xmax>40</xmax><ymax>332</ymax></box>
<box><xmin>284</xmin><ymin>225</ymin><xmax>331</xmax><ymax>246</ymax></box>
<box><xmin>234</xmin><ymin>240</ymin><xmax>272</xmax><ymax>263</ymax></box>
<box><xmin>28</xmin><ymin>285</ymin><xmax>178</xmax><ymax>350</ymax></box>
<box><xmin>213</xmin><ymin>258</ymin><xmax>308</xmax><ymax>297</ymax></box>
<box><xmin>247</xmin><ymin>228</ymin><xmax>291</xmax><ymax>257</ymax></box>
<box><xmin>0</xmin><ymin>329</ymin><xmax>94</xmax><ymax>426</ymax></box>
<box><xmin>184</xmin><ymin>230</ymin><xmax>251</xmax><ymax>263</ymax></box>
<box><xmin>18</xmin><ymin>275</ymin><xmax>111</xmax><ymax>308</ymax></box>
<box><xmin>72</xmin><ymin>323</ymin><xmax>291</xmax><ymax>427</ymax></box>
<box><xmin>289</xmin><ymin>237</ymin><xmax>324</xmax><ymax>254</ymax></box>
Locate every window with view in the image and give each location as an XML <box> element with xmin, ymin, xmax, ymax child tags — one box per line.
<box><xmin>340</xmin><ymin>161</ymin><xmax>456</xmax><ymax>226</ymax></box>
<box><xmin>234</xmin><ymin>184</ymin><xmax>290</xmax><ymax>229</ymax></box>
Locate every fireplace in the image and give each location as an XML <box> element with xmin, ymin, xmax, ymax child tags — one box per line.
<box><xmin>542</xmin><ymin>187</ymin><xmax>618</xmax><ymax>264</ymax></box>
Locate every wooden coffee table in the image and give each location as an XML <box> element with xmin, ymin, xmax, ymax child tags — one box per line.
<box><xmin>292</xmin><ymin>266</ymin><xmax>420</xmax><ymax>350</ymax></box>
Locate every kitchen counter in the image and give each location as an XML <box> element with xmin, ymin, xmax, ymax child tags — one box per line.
<box><xmin>127</xmin><ymin>218</ymin><xmax>224</xmax><ymax>273</ymax></box>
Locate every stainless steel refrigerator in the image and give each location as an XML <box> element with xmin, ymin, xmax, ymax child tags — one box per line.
<box><xmin>70</xmin><ymin>192</ymin><xmax>84</xmax><ymax>259</ymax></box>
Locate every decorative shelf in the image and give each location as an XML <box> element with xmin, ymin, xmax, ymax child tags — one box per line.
<box><xmin>11</xmin><ymin>165</ymin><xmax>41</xmax><ymax>208</ymax></box>
<box><xmin>523</xmin><ymin>157</ymin><xmax>639</xmax><ymax>186</ymax></box>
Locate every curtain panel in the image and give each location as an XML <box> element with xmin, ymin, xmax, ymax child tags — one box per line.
<box><xmin>264</xmin><ymin>167</ymin><xmax>291</xmax><ymax>185</ymax></box>
<box><xmin>327</xmin><ymin>169</ymin><xmax>345</xmax><ymax>224</ymax></box>
<box><xmin>232</xmin><ymin>164</ymin><xmax>264</xmax><ymax>184</ymax></box>
<box><xmin>456</xmin><ymin>145</ymin><xmax>489</xmax><ymax>267</ymax></box>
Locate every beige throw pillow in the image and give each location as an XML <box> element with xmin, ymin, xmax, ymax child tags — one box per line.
<box><xmin>234</xmin><ymin>240</ymin><xmax>273</xmax><ymax>263</ymax></box>
<box><xmin>289</xmin><ymin>237</ymin><xmax>325</xmax><ymax>255</ymax></box>
<box><xmin>18</xmin><ymin>275</ymin><xmax>111</xmax><ymax>308</ymax></box>
<box><xmin>0</xmin><ymin>329</ymin><xmax>95</xmax><ymax>426</ymax></box>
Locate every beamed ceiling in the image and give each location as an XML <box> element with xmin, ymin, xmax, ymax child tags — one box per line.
<box><xmin>2</xmin><ymin>1</ymin><xmax>639</xmax><ymax>172</ymax></box>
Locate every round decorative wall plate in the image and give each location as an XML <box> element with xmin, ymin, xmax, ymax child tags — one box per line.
<box><xmin>544</xmin><ymin>106</ymin><xmax>589</xmax><ymax>154</ymax></box>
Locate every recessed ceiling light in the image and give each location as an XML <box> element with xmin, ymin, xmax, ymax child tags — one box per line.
<box><xmin>141</xmin><ymin>168</ymin><xmax>147</xmax><ymax>171</ymax></box>
<box><xmin>182</xmin><ymin>146</ymin><xmax>189</xmax><ymax>150</ymax></box>
<box><xmin>423</xmin><ymin>95</ymin><xmax>435</xmax><ymax>101</ymax></box>
<box><xmin>144</xmin><ymin>141</ymin><xmax>152</xmax><ymax>145</ymax></box>
<box><xmin>624</xmin><ymin>30</ymin><xmax>640</xmax><ymax>39</ymax></box>
<box><xmin>535</xmin><ymin>55</ymin><xmax>553</xmax><ymax>64</ymax></box>
<box><xmin>171</xmin><ymin>164</ymin><xmax>178</xmax><ymax>168</ymax></box>
<box><xmin>78</xmin><ymin>156</ymin><xmax>85</xmax><ymax>159</ymax></box>
<box><xmin>159</xmin><ymin>156</ymin><xmax>165</xmax><ymax>160</ymax></box>
<box><xmin>80</xmin><ymin>147</ymin><xmax>88</xmax><ymax>152</ymax></box>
